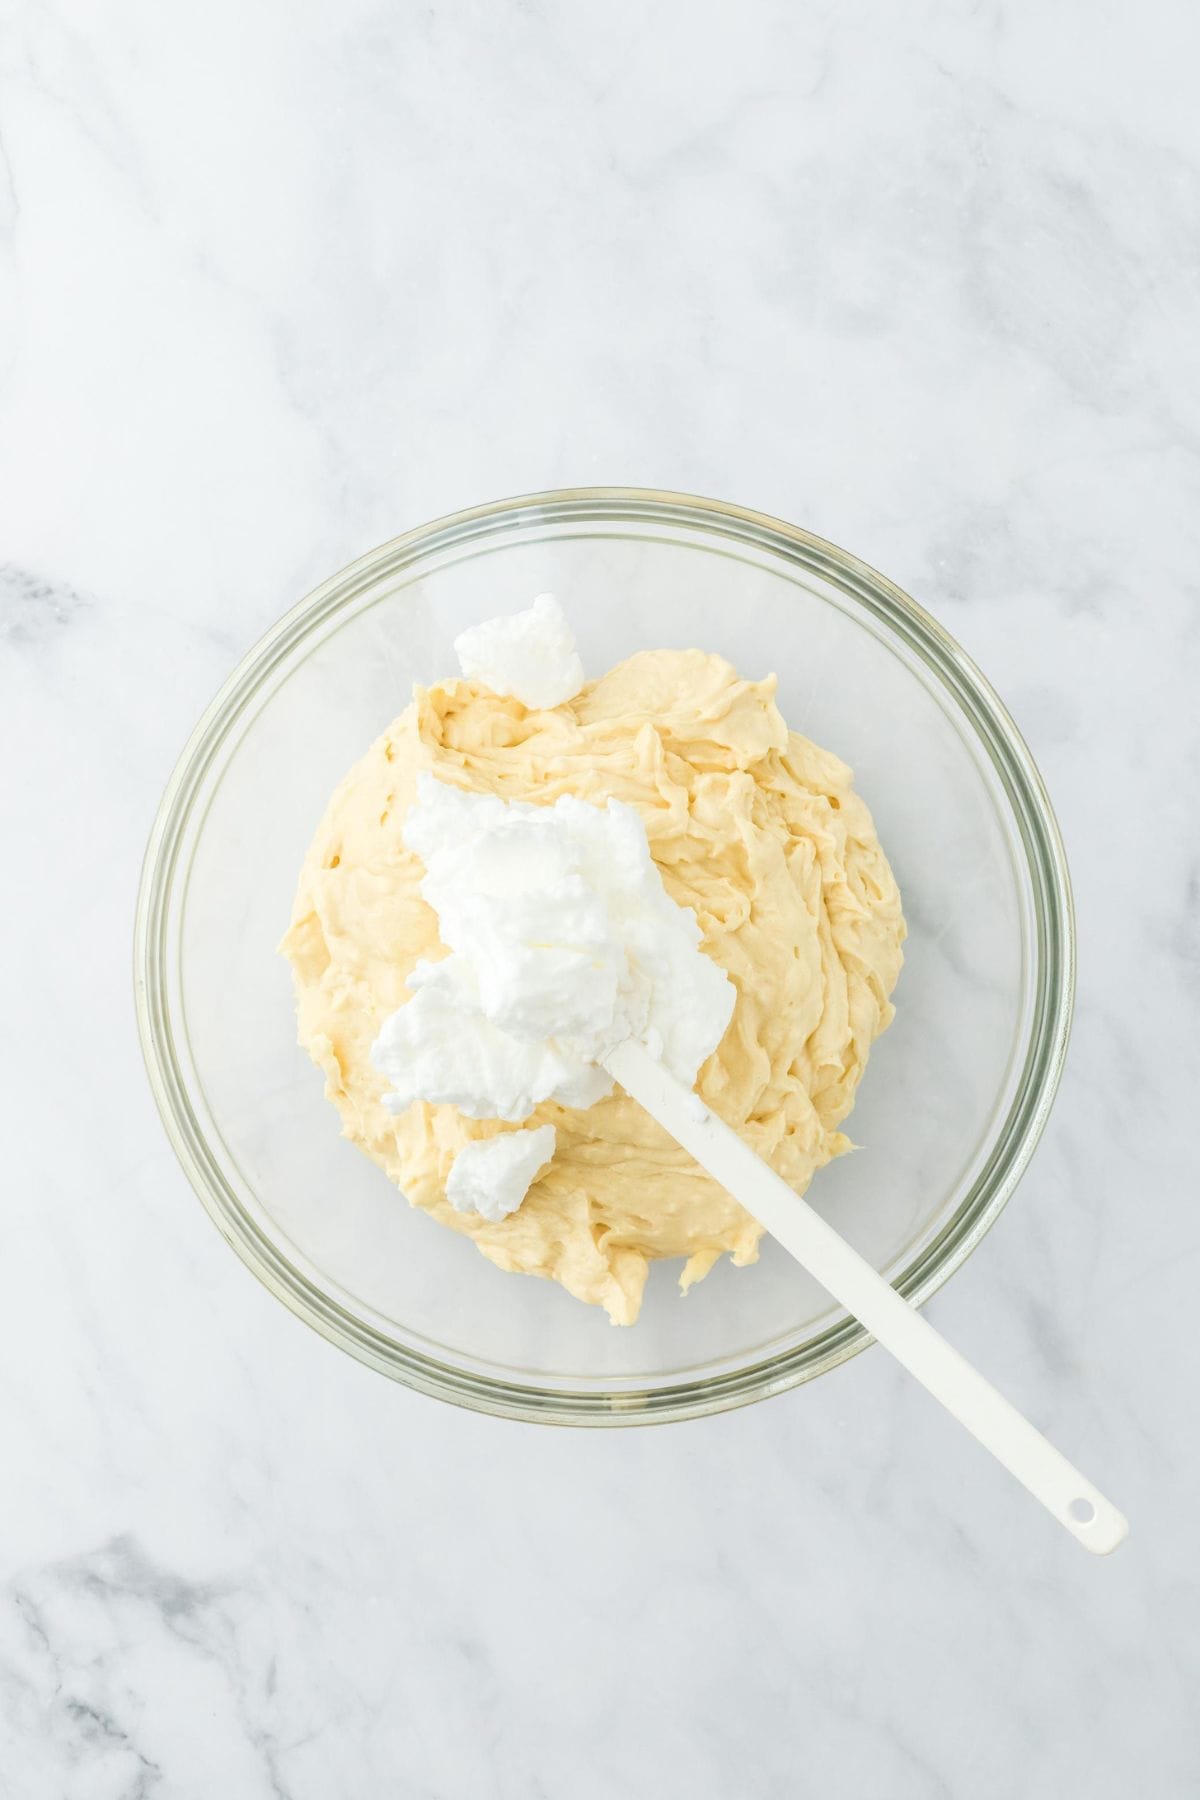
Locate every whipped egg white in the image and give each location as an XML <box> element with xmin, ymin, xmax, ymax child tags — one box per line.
<box><xmin>370</xmin><ymin>776</ymin><xmax>736</xmax><ymax>1128</ymax></box>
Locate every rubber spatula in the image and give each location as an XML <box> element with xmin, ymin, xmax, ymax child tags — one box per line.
<box><xmin>603</xmin><ymin>1039</ymin><xmax>1128</xmax><ymax>1555</ymax></box>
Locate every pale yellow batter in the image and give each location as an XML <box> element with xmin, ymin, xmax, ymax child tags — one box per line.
<box><xmin>282</xmin><ymin>650</ymin><xmax>905</xmax><ymax>1324</ymax></box>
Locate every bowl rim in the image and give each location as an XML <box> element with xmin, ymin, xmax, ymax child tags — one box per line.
<box><xmin>134</xmin><ymin>486</ymin><xmax>1075</xmax><ymax>1425</ymax></box>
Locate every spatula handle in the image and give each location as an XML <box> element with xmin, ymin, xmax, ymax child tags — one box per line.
<box><xmin>605</xmin><ymin>1040</ymin><xmax>1127</xmax><ymax>1555</ymax></box>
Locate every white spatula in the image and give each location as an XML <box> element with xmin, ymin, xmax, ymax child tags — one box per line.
<box><xmin>603</xmin><ymin>1039</ymin><xmax>1127</xmax><ymax>1555</ymax></box>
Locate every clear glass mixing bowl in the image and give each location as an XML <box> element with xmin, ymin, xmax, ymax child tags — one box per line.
<box><xmin>134</xmin><ymin>489</ymin><xmax>1073</xmax><ymax>1424</ymax></box>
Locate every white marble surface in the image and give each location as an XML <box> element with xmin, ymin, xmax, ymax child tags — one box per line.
<box><xmin>3</xmin><ymin>3</ymin><xmax>1198</xmax><ymax>1793</ymax></box>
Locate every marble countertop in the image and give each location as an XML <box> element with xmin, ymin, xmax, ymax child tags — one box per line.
<box><xmin>3</xmin><ymin>3</ymin><xmax>1198</xmax><ymax>1794</ymax></box>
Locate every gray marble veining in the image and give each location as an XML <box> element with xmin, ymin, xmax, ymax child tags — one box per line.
<box><xmin>2</xmin><ymin>2</ymin><xmax>1198</xmax><ymax>1794</ymax></box>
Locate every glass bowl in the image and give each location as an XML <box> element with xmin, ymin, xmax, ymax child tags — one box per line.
<box><xmin>134</xmin><ymin>489</ymin><xmax>1073</xmax><ymax>1424</ymax></box>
